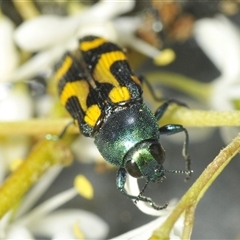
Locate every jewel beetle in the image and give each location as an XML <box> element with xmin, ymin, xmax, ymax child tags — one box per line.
<box><xmin>54</xmin><ymin>35</ymin><xmax>191</xmax><ymax>210</ymax></box>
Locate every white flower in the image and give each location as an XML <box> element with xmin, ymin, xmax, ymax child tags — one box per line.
<box><xmin>10</xmin><ymin>43</ymin><xmax>67</xmax><ymax>83</ymax></box>
<box><xmin>111</xmin><ymin>213</ymin><xmax>184</xmax><ymax>240</ymax></box>
<box><xmin>194</xmin><ymin>15</ymin><xmax>240</xmax><ymax>144</ymax></box>
<box><xmin>0</xmin><ymin>16</ymin><xmax>19</xmax><ymax>82</ymax></box>
<box><xmin>14</xmin><ymin>15</ymin><xmax>79</xmax><ymax>52</ymax></box>
<box><xmin>194</xmin><ymin>15</ymin><xmax>240</xmax><ymax>111</ymax></box>
<box><xmin>1</xmin><ymin>222</ymin><xmax>34</xmax><ymax>240</ymax></box>
<box><xmin>0</xmin><ymin>84</ymin><xmax>33</xmax><ymax>177</ymax></box>
<box><xmin>10</xmin><ymin>1</ymin><xmax>136</xmax><ymax>83</ymax></box>
<box><xmin>0</xmin><ymin>85</ymin><xmax>33</xmax><ymax>121</ymax></box>
<box><xmin>14</xmin><ymin>0</ymin><xmax>135</xmax><ymax>52</ymax></box>
<box><xmin>29</xmin><ymin>209</ymin><xmax>108</xmax><ymax>239</ymax></box>
<box><xmin>10</xmin><ymin>0</ymin><xmax>173</xmax><ymax>82</ymax></box>
<box><xmin>0</xmin><ymin>167</ymin><xmax>109</xmax><ymax>239</ymax></box>
<box><xmin>114</xmin><ymin>16</ymin><xmax>159</xmax><ymax>55</ymax></box>
<box><xmin>125</xmin><ymin>174</ymin><xmax>177</xmax><ymax>216</ymax></box>
<box><xmin>71</xmin><ymin>136</ymin><xmax>104</xmax><ymax>164</ymax></box>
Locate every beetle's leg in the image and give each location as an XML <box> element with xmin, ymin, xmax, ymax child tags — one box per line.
<box><xmin>139</xmin><ymin>75</ymin><xmax>163</xmax><ymax>101</ymax></box>
<box><xmin>116</xmin><ymin>168</ymin><xmax>168</xmax><ymax>210</ymax></box>
<box><xmin>159</xmin><ymin>124</ymin><xmax>191</xmax><ymax>180</ymax></box>
<box><xmin>154</xmin><ymin>99</ymin><xmax>186</xmax><ymax>120</ymax></box>
<box><xmin>46</xmin><ymin>119</ymin><xmax>94</xmax><ymax>140</ymax></box>
<box><xmin>58</xmin><ymin>121</ymin><xmax>75</xmax><ymax>139</ymax></box>
<box><xmin>45</xmin><ymin>121</ymin><xmax>74</xmax><ymax>141</ymax></box>
<box><xmin>139</xmin><ymin>76</ymin><xmax>187</xmax><ymax>105</ymax></box>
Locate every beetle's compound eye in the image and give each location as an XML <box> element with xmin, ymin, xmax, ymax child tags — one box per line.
<box><xmin>125</xmin><ymin>160</ymin><xmax>143</xmax><ymax>178</ymax></box>
<box><xmin>149</xmin><ymin>143</ymin><xmax>165</xmax><ymax>165</ymax></box>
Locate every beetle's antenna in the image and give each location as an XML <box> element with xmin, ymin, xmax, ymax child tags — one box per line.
<box><xmin>162</xmin><ymin>169</ymin><xmax>193</xmax><ymax>175</ymax></box>
<box><xmin>117</xmin><ymin>168</ymin><xmax>168</xmax><ymax>210</ymax></box>
<box><xmin>120</xmin><ymin>188</ymin><xmax>168</xmax><ymax>210</ymax></box>
<box><xmin>134</xmin><ymin>178</ymin><xmax>150</xmax><ymax>204</ymax></box>
<box><xmin>140</xmin><ymin>178</ymin><xmax>150</xmax><ymax>196</ymax></box>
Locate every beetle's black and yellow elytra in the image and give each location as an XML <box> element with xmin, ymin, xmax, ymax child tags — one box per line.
<box><xmin>54</xmin><ymin>35</ymin><xmax>191</xmax><ymax>210</ymax></box>
<box><xmin>55</xmin><ymin>36</ymin><xmax>142</xmax><ymax>137</ymax></box>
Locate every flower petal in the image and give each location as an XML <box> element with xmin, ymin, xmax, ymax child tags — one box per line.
<box><xmin>111</xmin><ymin>215</ymin><xmax>182</xmax><ymax>240</ymax></box>
<box><xmin>15</xmin><ymin>165</ymin><xmax>63</xmax><ymax>219</ymax></box>
<box><xmin>17</xmin><ymin>188</ymin><xmax>77</xmax><ymax>226</ymax></box>
<box><xmin>0</xmin><ymin>17</ymin><xmax>19</xmax><ymax>82</ymax></box>
<box><xmin>194</xmin><ymin>15</ymin><xmax>240</xmax><ymax>82</ymax></box>
<box><xmin>0</xmin><ymin>86</ymin><xmax>33</xmax><ymax>121</ymax></box>
<box><xmin>71</xmin><ymin>136</ymin><xmax>104</xmax><ymax>163</ymax></box>
<box><xmin>29</xmin><ymin>209</ymin><xmax>109</xmax><ymax>239</ymax></box>
<box><xmin>0</xmin><ymin>85</ymin><xmax>32</xmax><ymax>170</ymax></box>
<box><xmin>77</xmin><ymin>21</ymin><xmax>117</xmax><ymax>42</ymax></box>
<box><xmin>125</xmin><ymin>175</ymin><xmax>176</xmax><ymax>216</ymax></box>
<box><xmin>111</xmin><ymin>217</ymin><xmax>164</xmax><ymax>240</ymax></box>
<box><xmin>83</xmin><ymin>0</ymin><xmax>135</xmax><ymax>21</ymax></box>
<box><xmin>5</xmin><ymin>225</ymin><xmax>35</xmax><ymax>239</ymax></box>
<box><xmin>11</xmin><ymin>45</ymin><xmax>65</xmax><ymax>82</ymax></box>
<box><xmin>14</xmin><ymin>15</ymin><xmax>77</xmax><ymax>51</ymax></box>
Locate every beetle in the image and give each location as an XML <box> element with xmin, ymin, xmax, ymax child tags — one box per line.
<box><xmin>54</xmin><ymin>35</ymin><xmax>191</xmax><ymax>210</ymax></box>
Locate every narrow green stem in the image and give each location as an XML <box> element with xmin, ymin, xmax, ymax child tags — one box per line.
<box><xmin>150</xmin><ymin>133</ymin><xmax>240</xmax><ymax>239</ymax></box>
<box><xmin>0</xmin><ymin>109</ymin><xmax>240</xmax><ymax>137</ymax></box>
<box><xmin>145</xmin><ymin>71</ymin><xmax>212</xmax><ymax>103</ymax></box>
<box><xmin>182</xmin><ymin>204</ymin><xmax>196</xmax><ymax>240</ymax></box>
<box><xmin>0</xmin><ymin>118</ymin><xmax>78</xmax><ymax>136</ymax></box>
<box><xmin>159</xmin><ymin>107</ymin><xmax>240</xmax><ymax>126</ymax></box>
<box><xmin>0</xmin><ymin>139</ymin><xmax>73</xmax><ymax>219</ymax></box>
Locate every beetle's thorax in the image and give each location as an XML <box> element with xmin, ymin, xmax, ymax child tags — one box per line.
<box><xmin>94</xmin><ymin>103</ymin><xmax>160</xmax><ymax>166</ymax></box>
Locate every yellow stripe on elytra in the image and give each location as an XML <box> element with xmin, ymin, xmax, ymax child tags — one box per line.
<box><xmin>80</xmin><ymin>38</ymin><xmax>107</xmax><ymax>52</ymax></box>
<box><xmin>60</xmin><ymin>81</ymin><xmax>89</xmax><ymax>111</ymax></box>
<box><xmin>84</xmin><ymin>104</ymin><xmax>101</xmax><ymax>127</ymax></box>
<box><xmin>93</xmin><ymin>51</ymin><xmax>127</xmax><ymax>87</ymax></box>
<box><xmin>109</xmin><ymin>86</ymin><xmax>130</xmax><ymax>103</ymax></box>
<box><xmin>55</xmin><ymin>56</ymin><xmax>73</xmax><ymax>83</ymax></box>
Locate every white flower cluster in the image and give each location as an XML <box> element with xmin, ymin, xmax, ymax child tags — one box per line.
<box><xmin>194</xmin><ymin>15</ymin><xmax>240</xmax><ymax>143</ymax></box>
<box><xmin>1</xmin><ymin>0</ymin><xmax>240</xmax><ymax>238</ymax></box>
<box><xmin>0</xmin><ymin>166</ymin><xmax>109</xmax><ymax>239</ymax></box>
<box><xmin>0</xmin><ymin>1</ymin><xmax>181</xmax><ymax>238</ymax></box>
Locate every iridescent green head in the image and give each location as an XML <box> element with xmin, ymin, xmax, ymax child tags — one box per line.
<box><xmin>123</xmin><ymin>139</ymin><xmax>166</xmax><ymax>182</ymax></box>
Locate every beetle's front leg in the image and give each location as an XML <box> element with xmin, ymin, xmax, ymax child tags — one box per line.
<box><xmin>116</xmin><ymin>168</ymin><xmax>168</xmax><ymax>210</ymax></box>
<box><xmin>159</xmin><ymin>124</ymin><xmax>191</xmax><ymax>180</ymax></box>
<box><xmin>116</xmin><ymin>168</ymin><xmax>128</xmax><ymax>192</ymax></box>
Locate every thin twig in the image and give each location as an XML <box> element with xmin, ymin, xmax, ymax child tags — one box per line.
<box><xmin>0</xmin><ymin>109</ymin><xmax>240</xmax><ymax>136</ymax></box>
<box><xmin>0</xmin><ymin>139</ymin><xmax>73</xmax><ymax>219</ymax></box>
<box><xmin>149</xmin><ymin>133</ymin><xmax>240</xmax><ymax>239</ymax></box>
